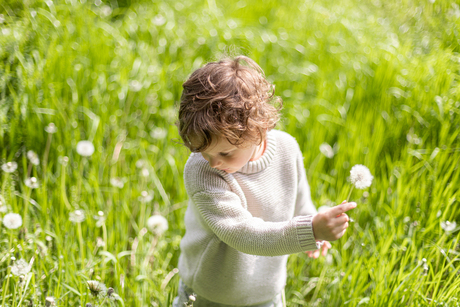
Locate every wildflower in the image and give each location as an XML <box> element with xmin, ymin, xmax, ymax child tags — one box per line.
<box><xmin>147</xmin><ymin>214</ymin><xmax>168</xmax><ymax>235</ymax></box>
<box><xmin>45</xmin><ymin>123</ymin><xmax>57</xmax><ymax>134</ymax></box>
<box><xmin>95</xmin><ymin>211</ymin><xmax>106</xmax><ymax>227</ymax></box>
<box><xmin>27</xmin><ymin>150</ymin><xmax>40</xmax><ymax>166</ymax></box>
<box><xmin>69</xmin><ymin>210</ymin><xmax>86</xmax><ymax>223</ymax></box>
<box><xmin>110</xmin><ymin>177</ymin><xmax>124</xmax><ymax>188</ymax></box>
<box><xmin>58</xmin><ymin>156</ymin><xmax>69</xmax><ymax>166</ymax></box>
<box><xmin>319</xmin><ymin>143</ymin><xmax>334</xmax><ymax>158</ymax></box>
<box><xmin>3</xmin><ymin>213</ymin><xmax>23</xmax><ymax>229</ymax></box>
<box><xmin>150</xmin><ymin>127</ymin><xmax>167</xmax><ymax>139</ymax></box>
<box><xmin>2</xmin><ymin>161</ymin><xmax>18</xmax><ymax>173</ymax></box>
<box><xmin>139</xmin><ymin>191</ymin><xmax>154</xmax><ymax>203</ymax></box>
<box><xmin>25</xmin><ymin>177</ymin><xmax>40</xmax><ymax>189</ymax></box>
<box><xmin>0</xmin><ymin>194</ymin><xmax>7</xmax><ymax>213</ymax></box>
<box><xmin>10</xmin><ymin>258</ymin><xmax>31</xmax><ymax>276</ymax></box>
<box><xmin>87</xmin><ymin>280</ymin><xmax>107</xmax><ymax>298</ymax></box>
<box><xmin>45</xmin><ymin>296</ymin><xmax>56</xmax><ymax>307</ymax></box>
<box><xmin>76</xmin><ymin>140</ymin><xmax>95</xmax><ymax>157</ymax></box>
<box><xmin>441</xmin><ymin>221</ymin><xmax>457</xmax><ymax>232</ymax></box>
<box><xmin>349</xmin><ymin>164</ymin><xmax>373</xmax><ymax>189</ymax></box>
<box><xmin>141</xmin><ymin>168</ymin><xmax>149</xmax><ymax>177</ymax></box>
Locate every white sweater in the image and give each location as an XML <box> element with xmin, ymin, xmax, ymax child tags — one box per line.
<box><xmin>178</xmin><ymin>129</ymin><xmax>319</xmax><ymax>306</ymax></box>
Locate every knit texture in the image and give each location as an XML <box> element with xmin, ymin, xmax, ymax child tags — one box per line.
<box><xmin>178</xmin><ymin>130</ymin><xmax>319</xmax><ymax>306</ymax></box>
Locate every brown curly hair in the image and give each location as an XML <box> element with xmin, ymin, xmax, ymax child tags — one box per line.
<box><xmin>178</xmin><ymin>55</ymin><xmax>282</xmax><ymax>152</ymax></box>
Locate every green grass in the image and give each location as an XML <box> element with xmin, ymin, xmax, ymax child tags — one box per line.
<box><xmin>0</xmin><ymin>0</ymin><xmax>459</xmax><ymax>305</ymax></box>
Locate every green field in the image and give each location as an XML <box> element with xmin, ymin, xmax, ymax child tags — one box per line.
<box><xmin>1</xmin><ymin>0</ymin><xmax>459</xmax><ymax>305</ymax></box>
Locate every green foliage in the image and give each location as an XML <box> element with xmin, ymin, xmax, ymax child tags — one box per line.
<box><xmin>0</xmin><ymin>0</ymin><xmax>459</xmax><ymax>306</ymax></box>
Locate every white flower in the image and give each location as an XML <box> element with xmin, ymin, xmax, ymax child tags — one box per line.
<box><xmin>69</xmin><ymin>210</ymin><xmax>86</xmax><ymax>223</ymax></box>
<box><xmin>110</xmin><ymin>177</ymin><xmax>124</xmax><ymax>188</ymax></box>
<box><xmin>58</xmin><ymin>156</ymin><xmax>69</xmax><ymax>166</ymax></box>
<box><xmin>147</xmin><ymin>214</ymin><xmax>168</xmax><ymax>235</ymax></box>
<box><xmin>45</xmin><ymin>123</ymin><xmax>57</xmax><ymax>134</ymax></box>
<box><xmin>319</xmin><ymin>143</ymin><xmax>334</xmax><ymax>158</ymax></box>
<box><xmin>3</xmin><ymin>213</ymin><xmax>22</xmax><ymax>229</ymax></box>
<box><xmin>2</xmin><ymin>162</ymin><xmax>18</xmax><ymax>173</ymax></box>
<box><xmin>139</xmin><ymin>191</ymin><xmax>153</xmax><ymax>203</ymax></box>
<box><xmin>45</xmin><ymin>296</ymin><xmax>56</xmax><ymax>307</ymax></box>
<box><xmin>150</xmin><ymin>127</ymin><xmax>167</xmax><ymax>139</ymax></box>
<box><xmin>140</xmin><ymin>168</ymin><xmax>149</xmax><ymax>177</ymax></box>
<box><xmin>25</xmin><ymin>177</ymin><xmax>40</xmax><ymax>189</ymax></box>
<box><xmin>135</xmin><ymin>159</ymin><xmax>148</xmax><ymax>168</ymax></box>
<box><xmin>27</xmin><ymin>150</ymin><xmax>40</xmax><ymax>166</ymax></box>
<box><xmin>0</xmin><ymin>194</ymin><xmax>7</xmax><ymax>213</ymax></box>
<box><xmin>441</xmin><ymin>221</ymin><xmax>456</xmax><ymax>232</ymax></box>
<box><xmin>349</xmin><ymin>164</ymin><xmax>373</xmax><ymax>189</ymax></box>
<box><xmin>76</xmin><ymin>141</ymin><xmax>95</xmax><ymax>157</ymax></box>
<box><xmin>10</xmin><ymin>258</ymin><xmax>31</xmax><ymax>276</ymax></box>
<box><xmin>87</xmin><ymin>280</ymin><xmax>107</xmax><ymax>298</ymax></box>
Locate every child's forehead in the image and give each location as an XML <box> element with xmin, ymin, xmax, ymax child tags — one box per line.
<box><xmin>202</xmin><ymin>137</ymin><xmax>238</xmax><ymax>154</ymax></box>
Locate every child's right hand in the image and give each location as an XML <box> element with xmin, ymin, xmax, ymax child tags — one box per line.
<box><xmin>312</xmin><ymin>201</ymin><xmax>357</xmax><ymax>241</ymax></box>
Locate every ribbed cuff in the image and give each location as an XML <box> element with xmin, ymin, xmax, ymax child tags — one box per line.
<box><xmin>295</xmin><ymin>215</ymin><xmax>319</xmax><ymax>251</ymax></box>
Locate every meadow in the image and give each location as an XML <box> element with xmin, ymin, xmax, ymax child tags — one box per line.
<box><xmin>0</xmin><ymin>0</ymin><xmax>459</xmax><ymax>305</ymax></box>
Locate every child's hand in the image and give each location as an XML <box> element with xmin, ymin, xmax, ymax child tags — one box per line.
<box><xmin>306</xmin><ymin>241</ymin><xmax>331</xmax><ymax>258</ymax></box>
<box><xmin>312</xmin><ymin>201</ymin><xmax>356</xmax><ymax>241</ymax></box>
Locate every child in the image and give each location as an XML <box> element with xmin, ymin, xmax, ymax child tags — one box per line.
<box><xmin>174</xmin><ymin>56</ymin><xmax>356</xmax><ymax>307</ymax></box>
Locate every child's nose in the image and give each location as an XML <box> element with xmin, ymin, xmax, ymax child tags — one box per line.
<box><xmin>209</xmin><ymin>157</ymin><xmax>222</xmax><ymax>168</ymax></box>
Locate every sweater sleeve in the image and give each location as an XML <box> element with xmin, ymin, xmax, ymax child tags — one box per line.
<box><xmin>192</xmin><ymin>189</ymin><xmax>318</xmax><ymax>256</ymax></box>
<box><xmin>294</xmin><ymin>145</ymin><xmax>318</xmax><ymax>217</ymax></box>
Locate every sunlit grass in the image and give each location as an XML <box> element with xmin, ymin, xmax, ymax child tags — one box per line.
<box><xmin>1</xmin><ymin>0</ymin><xmax>459</xmax><ymax>305</ymax></box>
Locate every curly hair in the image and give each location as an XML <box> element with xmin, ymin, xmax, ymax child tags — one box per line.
<box><xmin>178</xmin><ymin>55</ymin><xmax>282</xmax><ymax>152</ymax></box>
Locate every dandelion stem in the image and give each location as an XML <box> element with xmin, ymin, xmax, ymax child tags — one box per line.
<box><xmin>23</xmin><ymin>188</ymin><xmax>32</xmax><ymax>230</ymax></box>
<box><xmin>78</xmin><ymin>222</ymin><xmax>85</xmax><ymax>270</ymax></box>
<box><xmin>61</xmin><ymin>163</ymin><xmax>72</xmax><ymax>210</ymax></box>
<box><xmin>346</xmin><ymin>185</ymin><xmax>354</xmax><ymax>202</ymax></box>
<box><xmin>43</xmin><ymin>133</ymin><xmax>52</xmax><ymax>174</ymax></box>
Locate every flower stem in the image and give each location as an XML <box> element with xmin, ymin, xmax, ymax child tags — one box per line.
<box><xmin>346</xmin><ymin>185</ymin><xmax>354</xmax><ymax>202</ymax></box>
<box><xmin>78</xmin><ymin>222</ymin><xmax>85</xmax><ymax>270</ymax></box>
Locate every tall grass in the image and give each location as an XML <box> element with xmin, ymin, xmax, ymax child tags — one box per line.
<box><xmin>0</xmin><ymin>0</ymin><xmax>459</xmax><ymax>305</ymax></box>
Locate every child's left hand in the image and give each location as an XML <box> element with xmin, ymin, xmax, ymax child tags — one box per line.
<box><xmin>306</xmin><ymin>241</ymin><xmax>331</xmax><ymax>259</ymax></box>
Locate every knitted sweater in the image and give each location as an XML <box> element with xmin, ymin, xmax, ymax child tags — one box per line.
<box><xmin>177</xmin><ymin>129</ymin><xmax>319</xmax><ymax>306</ymax></box>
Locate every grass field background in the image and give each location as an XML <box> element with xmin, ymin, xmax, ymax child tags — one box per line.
<box><xmin>1</xmin><ymin>0</ymin><xmax>459</xmax><ymax>305</ymax></box>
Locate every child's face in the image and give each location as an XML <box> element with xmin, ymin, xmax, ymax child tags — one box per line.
<box><xmin>200</xmin><ymin>137</ymin><xmax>264</xmax><ymax>173</ymax></box>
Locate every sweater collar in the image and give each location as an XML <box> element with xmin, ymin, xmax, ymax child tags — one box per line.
<box><xmin>237</xmin><ymin>131</ymin><xmax>277</xmax><ymax>174</ymax></box>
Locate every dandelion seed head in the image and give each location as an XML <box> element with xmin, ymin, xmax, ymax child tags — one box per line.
<box><xmin>441</xmin><ymin>220</ymin><xmax>456</xmax><ymax>232</ymax></box>
<box><xmin>147</xmin><ymin>214</ymin><xmax>168</xmax><ymax>235</ymax></box>
<box><xmin>110</xmin><ymin>177</ymin><xmax>124</xmax><ymax>188</ymax></box>
<box><xmin>25</xmin><ymin>177</ymin><xmax>40</xmax><ymax>189</ymax></box>
<box><xmin>141</xmin><ymin>168</ymin><xmax>149</xmax><ymax>177</ymax></box>
<box><xmin>45</xmin><ymin>296</ymin><xmax>56</xmax><ymax>307</ymax></box>
<box><xmin>76</xmin><ymin>140</ymin><xmax>95</xmax><ymax>157</ymax></box>
<box><xmin>349</xmin><ymin>164</ymin><xmax>373</xmax><ymax>189</ymax></box>
<box><xmin>3</xmin><ymin>213</ymin><xmax>23</xmax><ymax>229</ymax></box>
<box><xmin>139</xmin><ymin>191</ymin><xmax>154</xmax><ymax>203</ymax></box>
<box><xmin>150</xmin><ymin>127</ymin><xmax>167</xmax><ymax>139</ymax></box>
<box><xmin>319</xmin><ymin>143</ymin><xmax>334</xmax><ymax>158</ymax></box>
<box><xmin>45</xmin><ymin>122</ymin><xmax>57</xmax><ymax>134</ymax></box>
<box><xmin>69</xmin><ymin>210</ymin><xmax>86</xmax><ymax>223</ymax></box>
<box><xmin>10</xmin><ymin>258</ymin><xmax>31</xmax><ymax>276</ymax></box>
<box><xmin>87</xmin><ymin>280</ymin><xmax>107</xmax><ymax>298</ymax></box>
<box><xmin>2</xmin><ymin>161</ymin><xmax>18</xmax><ymax>173</ymax></box>
<box><xmin>27</xmin><ymin>150</ymin><xmax>40</xmax><ymax>166</ymax></box>
<box><xmin>58</xmin><ymin>156</ymin><xmax>69</xmax><ymax>166</ymax></box>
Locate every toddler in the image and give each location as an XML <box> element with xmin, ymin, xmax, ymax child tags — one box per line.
<box><xmin>174</xmin><ymin>56</ymin><xmax>356</xmax><ymax>306</ymax></box>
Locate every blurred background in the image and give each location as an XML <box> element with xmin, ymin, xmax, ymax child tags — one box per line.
<box><xmin>0</xmin><ymin>0</ymin><xmax>459</xmax><ymax>306</ymax></box>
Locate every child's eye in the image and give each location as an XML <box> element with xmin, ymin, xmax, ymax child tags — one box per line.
<box><xmin>219</xmin><ymin>152</ymin><xmax>230</xmax><ymax>157</ymax></box>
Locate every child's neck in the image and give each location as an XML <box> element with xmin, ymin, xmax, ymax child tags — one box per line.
<box><xmin>250</xmin><ymin>139</ymin><xmax>267</xmax><ymax>161</ymax></box>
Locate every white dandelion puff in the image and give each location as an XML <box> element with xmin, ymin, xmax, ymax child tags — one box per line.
<box><xmin>349</xmin><ymin>164</ymin><xmax>373</xmax><ymax>189</ymax></box>
<box><xmin>140</xmin><ymin>168</ymin><xmax>149</xmax><ymax>177</ymax></box>
<box><xmin>10</xmin><ymin>258</ymin><xmax>31</xmax><ymax>276</ymax></box>
<box><xmin>45</xmin><ymin>123</ymin><xmax>57</xmax><ymax>134</ymax></box>
<box><xmin>441</xmin><ymin>221</ymin><xmax>457</xmax><ymax>232</ymax></box>
<box><xmin>25</xmin><ymin>177</ymin><xmax>40</xmax><ymax>189</ymax></box>
<box><xmin>27</xmin><ymin>150</ymin><xmax>40</xmax><ymax>166</ymax></box>
<box><xmin>2</xmin><ymin>161</ymin><xmax>18</xmax><ymax>173</ymax></box>
<box><xmin>319</xmin><ymin>143</ymin><xmax>334</xmax><ymax>158</ymax></box>
<box><xmin>139</xmin><ymin>191</ymin><xmax>154</xmax><ymax>203</ymax></box>
<box><xmin>3</xmin><ymin>213</ymin><xmax>23</xmax><ymax>229</ymax></box>
<box><xmin>150</xmin><ymin>127</ymin><xmax>167</xmax><ymax>139</ymax></box>
<box><xmin>58</xmin><ymin>156</ymin><xmax>69</xmax><ymax>166</ymax></box>
<box><xmin>76</xmin><ymin>140</ymin><xmax>95</xmax><ymax>157</ymax></box>
<box><xmin>69</xmin><ymin>210</ymin><xmax>86</xmax><ymax>223</ymax></box>
<box><xmin>45</xmin><ymin>296</ymin><xmax>56</xmax><ymax>307</ymax></box>
<box><xmin>87</xmin><ymin>280</ymin><xmax>107</xmax><ymax>298</ymax></box>
<box><xmin>110</xmin><ymin>177</ymin><xmax>124</xmax><ymax>188</ymax></box>
<box><xmin>147</xmin><ymin>214</ymin><xmax>168</xmax><ymax>235</ymax></box>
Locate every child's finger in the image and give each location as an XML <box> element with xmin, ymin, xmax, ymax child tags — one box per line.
<box><xmin>331</xmin><ymin>202</ymin><xmax>357</xmax><ymax>217</ymax></box>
